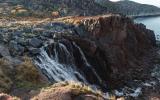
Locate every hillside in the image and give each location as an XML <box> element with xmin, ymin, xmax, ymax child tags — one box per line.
<box><xmin>96</xmin><ymin>0</ymin><xmax>160</xmax><ymax>16</ymax></box>
<box><xmin>0</xmin><ymin>0</ymin><xmax>108</xmax><ymax>17</ymax></box>
<box><xmin>0</xmin><ymin>0</ymin><xmax>160</xmax><ymax>17</ymax></box>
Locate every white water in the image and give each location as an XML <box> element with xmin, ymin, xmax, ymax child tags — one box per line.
<box><xmin>73</xmin><ymin>42</ymin><xmax>103</xmax><ymax>84</ymax></box>
<box><xmin>34</xmin><ymin>42</ymin><xmax>88</xmax><ymax>83</ymax></box>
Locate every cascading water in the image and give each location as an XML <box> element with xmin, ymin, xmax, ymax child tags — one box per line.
<box><xmin>34</xmin><ymin>41</ymin><xmax>88</xmax><ymax>83</ymax></box>
<box><xmin>72</xmin><ymin>42</ymin><xmax>103</xmax><ymax>84</ymax></box>
<box><xmin>34</xmin><ymin>38</ymin><xmax>105</xmax><ymax>89</ymax></box>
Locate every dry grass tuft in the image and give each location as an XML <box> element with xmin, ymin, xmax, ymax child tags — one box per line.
<box><xmin>0</xmin><ymin>59</ymin><xmax>13</xmax><ymax>92</ymax></box>
<box><xmin>15</xmin><ymin>56</ymin><xmax>48</xmax><ymax>89</ymax></box>
<box><xmin>31</xmin><ymin>81</ymin><xmax>116</xmax><ymax>100</ymax></box>
<box><xmin>0</xmin><ymin>93</ymin><xmax>20</xmax><ymax>100</ymax></box>
<box><xmin>15</xmin><ymin>56</ymin><xmax>40</xmax><ymax>83</ymax></box>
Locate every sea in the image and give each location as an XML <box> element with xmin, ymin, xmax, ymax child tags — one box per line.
<box><xmin>135</xmin><ymin>16</ymin><xmax>160</xmax><ymax>40</ymax></box>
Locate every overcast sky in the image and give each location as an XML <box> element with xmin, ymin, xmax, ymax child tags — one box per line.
<box><xmin>110</xmin><ymin>0</ymin><xmax>160</xmax><ymax>7</ymax></box>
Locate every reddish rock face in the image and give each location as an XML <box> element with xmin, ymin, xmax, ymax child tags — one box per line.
<box><xmin>65</xmin><ymin>15</ymin><xmax>156</xmax><ymax>88</ymax></box>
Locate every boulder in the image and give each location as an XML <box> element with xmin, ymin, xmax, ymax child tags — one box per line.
<box><xmin>16</xmin><ymin>38</ymin><xmax>28</xmax><ymax>46</ymax></box>
<box><xmin>28</xmin><ymin>47</ymin><xmax>41</xmax><ymax>55</ymax></box>
<box><xmin>29</xmin><ymin>38</ymin><xmax>43</xmax><ymax>48</ymax></box>
<box><xmin>9</xmin><ymin>41</ymin><xmax>25</xmax><ymax>56</ymax></box>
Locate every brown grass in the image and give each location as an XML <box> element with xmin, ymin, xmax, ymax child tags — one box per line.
<box><xmin>0</xmin><ymin>59</ymin><xmax>13</xmax><ymax>92</ymax></box>
<box><xmin>15</xmin><ymin>57</ymin><xmax>40</xmax><ymax>83</ymax></box>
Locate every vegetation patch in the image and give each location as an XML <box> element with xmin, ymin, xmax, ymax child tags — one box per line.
<box><xmin>15</xmin><ymin>56</ymin><xmax>48</xmax><ymax>89</ymax></box>
<box><xmin>0</xmin><ymin>56</ymin><xmax>48</xmax><ymax>93</ymax></box>
<box><xmin>0</xmin><ymin>59</ymin><xmax>13</xmax><ymax>92</ymax></box>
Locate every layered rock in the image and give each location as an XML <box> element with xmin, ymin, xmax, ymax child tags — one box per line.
<box><xmin>62</xmin><ymin>14</ymin><xmax>156</xmax><ymax>88</ymax></box>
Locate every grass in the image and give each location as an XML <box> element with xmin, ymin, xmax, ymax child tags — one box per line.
<box><xmin>15</xmin><ymin>56</ymin><xmax>48</xmax><ymax>89</ymax></box>
<box><xmin>0</xmin><ymin>56</ymin><xmax>48</xmax><ymax>93</ymax></box>
<box><xmin>31</xmin><ymin>81</ymin><xmax>126</xmax><ymax>100</ymax></box>
<box><xmin>38</xmin><ymin>81</ymin><xmax>117</xmax><ymax>100</ymax></box>
<box><xmin>0</xmin><ymin>59</ymin><xmax>13</xmax><ymax>92</ymax></box>
<box><xmin>0</xmin><ymin>93</ymin><xmax>20</xmax><ymax>100</ymax></box>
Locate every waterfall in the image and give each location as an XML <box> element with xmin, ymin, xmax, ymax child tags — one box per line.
<box><xmin>73</xmin><ymin>42</ymin><xmax>103</xmax><ymax>84</ymax></box>
<box><xmin>34</xmin><ymin>42</ymin><xmax>88</xmax><ymax>83</ymax></box>
<box><xmin>34</xmin><ymin>41</ymin><xmax>104</xmax><ymax>88</ymax></box>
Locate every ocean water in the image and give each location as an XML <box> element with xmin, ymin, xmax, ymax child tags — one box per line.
<box><xmin>135</xmin><ymin>16</ymin><xmax>160</xmax><ymax>40</ymax></box>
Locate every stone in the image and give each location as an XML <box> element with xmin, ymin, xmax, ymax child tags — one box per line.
<box><xmin>29</xmin><ymin>38</ymin><xmax>43</xmax><ymax>48</ymax></box>
<box><xmin>9</xmin><ymin>41</ymin><xmax>25</xmax><ymax>56</ymax></box>
<box><xmin>42</xmin><ymin>31</ymin><xmax>53</xmax><ymax>38</ymax></box>
<box><xmin>28</xmin><ymin>47</ymin><xmax>41</xmax><ymax>55</ymax></box>
<box><xmin>16</xmin><ymin>38</ymin><xmax>28</xmax><ymax>46</ymax></box>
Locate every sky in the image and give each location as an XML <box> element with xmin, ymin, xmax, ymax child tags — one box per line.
<box><xmin>110</xmin><ymin>0</ymin><xmax>160</xmax><ymax>7</ymax></box>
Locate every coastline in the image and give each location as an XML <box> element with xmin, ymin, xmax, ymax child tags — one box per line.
<box><xmin>128</xmin><ymin>13</ymin><xmax>160</xmax><ymax>19</ymax></box>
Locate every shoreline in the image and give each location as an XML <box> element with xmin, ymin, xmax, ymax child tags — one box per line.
<box><xmin>128</xmin><ymin>13</ymin><xmax>160</xmax><ymax>19</ymax></box>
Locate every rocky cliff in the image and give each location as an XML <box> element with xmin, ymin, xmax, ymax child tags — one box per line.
<box><xmin>60</xmin><ymin>15</ymin><xmax>156</xmax><ymax>88</ymax></box>
<box><xmin>0</xmin><ymin>14</ymin><xmax>158</xmax><ymax>99</ymax></box>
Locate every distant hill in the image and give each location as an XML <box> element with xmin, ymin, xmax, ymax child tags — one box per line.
<box><xmin>0</xmin><ymin>0</ymin><xmax>160</xmax><ymax>17</ymax></box>
<box><xmin>97</xmin><ymin>0</ymin><xmax>160</xmax><ymax>16</ymax></box>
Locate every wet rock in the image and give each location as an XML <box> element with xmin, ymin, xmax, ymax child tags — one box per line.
<box><xmin>28</xmin><ymin>47</ymin><xmax>41</xmax><ymax>55</ymax></box>
<box><xmin>29</xmin><ymin>38</ymin><xmax>43</xmax><ymax>48</ymax></box>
